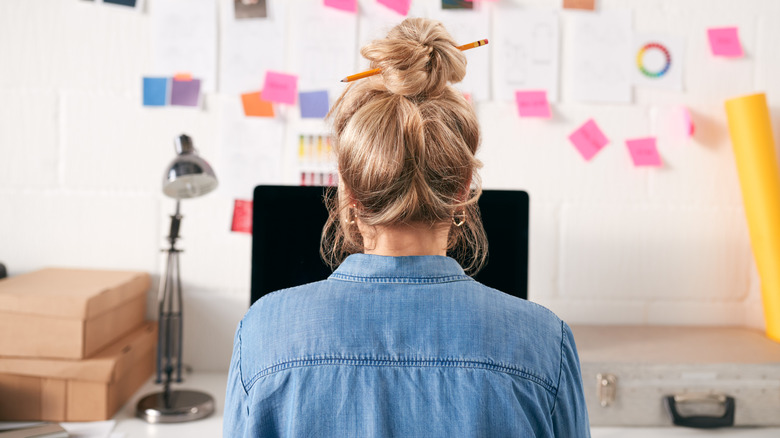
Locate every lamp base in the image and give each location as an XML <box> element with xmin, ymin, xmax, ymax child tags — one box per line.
<box><xmin>136</xmin><ymin>389</ymin><xmax>215</xmax><ymax>423</ymax></box>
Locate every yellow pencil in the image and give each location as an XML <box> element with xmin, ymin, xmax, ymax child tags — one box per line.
<box><xmin>341</xmin><ymin>39</ymin><xmax>488</xmax><ymax>83</ymax></box>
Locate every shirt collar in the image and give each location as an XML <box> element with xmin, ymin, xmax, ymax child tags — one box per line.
<box><xmin>329</xmin><ymin>253</ymin><xmax>469</xmax><ymax>282</ymax></box>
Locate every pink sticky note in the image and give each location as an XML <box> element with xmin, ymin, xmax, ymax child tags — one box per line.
<box><xmin>626</xmin><ymin>137</ymin><xmax>662</xmax><ymax>167</ymax></box>
<box><xmin>261</xmin><ymin>71</ymin><xmax>298</xmax><ymax>105</ymax></box>
<box><xmin>568</xmin><ymin>119</ymin><xmax>609</xmax><ymax>161</ymax></box>
<box><xmin>377</xmin><ymin>0</ymin><xmax>411</xmax><ymax>16</ymax></box>
<box><xmin>324</xmin><ymin>0</ymin><xmax>357</xmax><ymax>13</ymax></box>
<box><xmin>707</xmin><ymin>27</ymin><xmax>743</xmax><ymax>57</ymax></box>
<box><xmin>515</xmin><ymin>91</ymin><xmax>551</xmax><ymax>118</ymax></box>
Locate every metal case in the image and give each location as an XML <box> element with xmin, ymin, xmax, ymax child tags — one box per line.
<box><xmin>572</xmin><ymin>326</ymin><xmax>780</xmax><ymax>428</ymax></box>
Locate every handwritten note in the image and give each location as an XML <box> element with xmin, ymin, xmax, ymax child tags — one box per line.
<box><xmin>241</xmin><ymin>91</ymin><xmax>275</xmax><ymax>117</ymax></box>
<box><xmin>707</xmin><ymin>27</ymin><xmax>743</xmax><ymax>57</ymax></box>
<box><xmin>377</xmin><ymin>0</ymin><xmax>411</xmax><ymax>16</ymax></box>
<box><xmin>324</xmin><ymin>0</ymin><xmax>357</xmax><ymax>13</ymax></box>
<box><xmin>626</xmin><ymin>137</ymin><xmax>662</xmax><ymax>167</ymax></box>
<box><xmin>142</xmin><ymin>77</ymin><xmax>167</xmax><ymax>106</ymax></box>
<box><xmin>299</xmin><ymin>90</ymin><xmax>330</xmax><ymax>118</ymax></box>
<box><xmin>568</xmin><ymin>119</ymin><xmax>609</xmax><ymax>161</ymax></box>
<box><xmin>515</xmin><ymin>91</ymin><xmax>551</xmax><ymax>118</ymax></box>
<box><xmin>170</xmin><ymin>78</ymin><xmax>201</xmax><ymax>106</ymax></box>
<box><xmin>262</xmin><ymin>71</ymin><xmax>298</xmax><ymax>104</ymax></box>
<box><xmin>231</xmin><ymin>200</ymin><xmax>253</xmax><ymax>234</ymax></box>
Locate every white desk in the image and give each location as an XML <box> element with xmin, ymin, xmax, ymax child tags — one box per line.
<box><xmin>113</xmin><ymin>373</ymin><xmax>780</xmax><ymax>437</ymax></box>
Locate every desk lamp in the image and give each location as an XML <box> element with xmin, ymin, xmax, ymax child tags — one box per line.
<box><xmin>136</xmin><ymin>134</ymin><xmax>217</xmax><ymax>423</ymax></box>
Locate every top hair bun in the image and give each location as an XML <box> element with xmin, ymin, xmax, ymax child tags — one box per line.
<box><xmin>361</xmin><ymin>18</ymin><xmax>467</xmax><ymax>98</ymax></box>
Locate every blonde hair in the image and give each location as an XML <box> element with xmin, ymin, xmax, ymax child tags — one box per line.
<box><xmin>321</xmin><ymin>18</ymin><xmax>487</xmax><ymax>274</ymax></box>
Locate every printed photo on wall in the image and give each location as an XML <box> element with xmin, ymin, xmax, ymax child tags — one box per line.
<box><xmin>235</xmin><ymin>0</ymin><xmax>267</xmax><ymax>19</ymax></box>
<box><xmin>442</xmin><ymin>0</ymin><xmax>473</xmax><ymax>10</ymax></box>
<box><xmin>104</xmin><ymin>0</ymin><xmax>137</xmax><ymax>6</ymax></box>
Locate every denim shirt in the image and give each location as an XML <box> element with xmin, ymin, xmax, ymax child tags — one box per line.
<box><xmin>224</xmin><ymin>254</ymin><xmax>590</xmax><ymax>437</ymax></box>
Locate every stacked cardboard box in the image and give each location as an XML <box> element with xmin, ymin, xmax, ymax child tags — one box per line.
<box><xmin>0</xmin><ymin>268</ymin><xmax>156</xmax><ymax>421</ymax></box>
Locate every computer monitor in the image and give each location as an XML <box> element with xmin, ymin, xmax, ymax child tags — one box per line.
<box><xmin>251</xmin><ymin>186</ymin><xmax>529</xmax><ymax>305</ymax></box>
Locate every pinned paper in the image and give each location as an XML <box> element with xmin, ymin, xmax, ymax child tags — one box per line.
<box><xmin>173</xmin><ymin>72</ymin><xmax>192</xmax><ymax>81</ymax></box>
<box><xmin>563</xmin><ymin>0</ymin><xmax>594</xmax><ymax>10</ymax></box>
<box><xmin>299</xmin><ymin>90</ymin><xmax>330</xmax><ymax>118</ymax></box>
<box><xmin>515</xmin><ymin>91</ymin><xmax>551</xmax><ymax>118</ymax></box>
<box><xmin>324</xmin><ymin>0</ymin><xmax>357</xmax><ymax>13</ymax></box>
<box><xmin>569</xmin><ymin>10</ymin><xmax>632</xmax><ymax>103</ymax></box>
<box><xmin>494</xmin><ymin>10</ymin><xmax>559</xmax><ymax>102</ymax></box>
<box><xmin>231</xmin><ymin>200</ymin><xmax>253</xmax><ymax>234</ymax></box>
<box><xmin>241</xmin><ymin>91</ymin><xmax>275</xmax><ymax>117</ymax></box>
<box><xmin>568</xmin><ymin>119</ymin><xmax>609</xmax><ymax>161</ymax></box>
<box><xmin>626</xmin><ymin>137</ymin><xmax>662</xmax><ymax>167</ymax></box>
<box><xmin>142</xmin><ymin>77</ymin><xmax>167</xmax><ymax>106</ymax></box>
<box><xmin>261</xmin><ymin>71</ymin><xmax>299</xmax><ymax>105</ymax></box>
<box><xmin>378</xmin><ymin>0</ymin><xmax>411</xmax><ymax>16</ymax></box>
<box><xmin>707</xmin><ymin>27</ymin><xmax>743</xmax><ymax>57</ymax></box>
<box><xmin>632</xmin><ymin>34</ymin><xmax>684</xmax><ymax>91</ymax></box>
<box><xmin>170</xmin><ymin>78</ymin><xmax>201</xmax><ymax>106</ymax></box>
<box><xmin>150</xmin><ymin>0</ymin><xmax>217</xmax><ymax>92</ymax></box>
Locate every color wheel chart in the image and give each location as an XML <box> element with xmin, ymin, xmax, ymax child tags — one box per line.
<box><xmin>636</xmin><ymin>42</ymin><xmax>671</xmax><ymax>78</ymax></box>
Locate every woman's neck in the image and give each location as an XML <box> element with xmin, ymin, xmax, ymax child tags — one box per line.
<box><xmin>360</xmin><ymin>222</ymin><xmax>449</xmax><ymax>257</ymax></box>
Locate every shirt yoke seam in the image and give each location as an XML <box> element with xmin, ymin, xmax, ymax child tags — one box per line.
<box><xmin>329</xmin><ymin>274</ymin><xmax>474</xmax><ymax>284</ymax></box>
<box><xmin>244</xmin><ymin>357</ymin><xmax>557</xmax><ymax>395</ymax></box>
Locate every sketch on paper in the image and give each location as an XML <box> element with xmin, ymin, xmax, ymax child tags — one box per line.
<box><xmin>493</xmin><ymin>9</ymin><xmax>559</xmax><ymax>102</ymax></box>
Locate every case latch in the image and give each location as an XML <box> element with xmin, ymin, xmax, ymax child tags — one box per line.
<box><xmin>596</xmin><ymin>373</ymin><xmax>617</xmax><ymax>407</ymax></box>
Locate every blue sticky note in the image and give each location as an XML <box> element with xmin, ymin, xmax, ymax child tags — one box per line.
<box><xmin>143</xmin><ymin>77</ymin><xmax>167</xmax><ymax>106</ymax></box>
<box><xmin>299</xmin><ymin>90</ymin><xmax>330</xmax><ymax>118</ymax></box>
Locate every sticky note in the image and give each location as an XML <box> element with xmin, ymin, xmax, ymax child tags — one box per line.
<box><xmin>626</xmin><ymin>137</ymin><xmax>662</xmax><ymax>167</ymax></box>
<box><xmin>299</xmin><ymin>90</ymin><xmax>330</xmax><ymax>118</ymax></box>
<box><xmin>261</xmin><ymin>71</ymin><xmax>298</xmax><ymax>105</ymax></box>
<box><xmin>324</xmin><ymin>0</ymin><xmax>357</xmax><ymax>13</ymax></box>
<box><xmin>142</xmin><ymin>77</ymin><xmax>167</xmax><ymax>106</ymax></box>
<box><xmin>707</xmin><ymin>27</ymin><xmax>743</xmax><ymax>57</ymax></box>
<box><xmin>231</xmin><ymin>200</ymin><xmax>253</xmax><ymax>234</ymax></box>
<box><xmin>241</xmin><ymin>91</ymin><xmax>275</xmax><ymax>117</ymax></box>
<box><xmin>377</xmin><ymin>0</ymin><xmax>411</xmax><ymax>16</ymax></box>
<box><xmin>563</xmin><ymin>0</ymin><xmax>595</xmax><ymax>10</ymax></box>
<box><xmin>515</xmin><ymin>91</ymin><xmax>551</xmax><ymax>118</ymax></box>
<box><xmin>170</xmin><ymin>78</ymin><xmax>201</xmax><ymax>106</ymax></box>
<box><xmin>173</xmin><ymin>72</ymin><xmax>193</xmax><ymax>81</ymax></box>
<box><xmin>568</xmin><ymin>119</ymin><xmax>609</xmax><ymax>161</ymax></box>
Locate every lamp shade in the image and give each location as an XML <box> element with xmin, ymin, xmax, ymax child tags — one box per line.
<box><xmin>162</xmin><ymin>134</ymin><xmax>218</xmax><ymax>199</ymax></box>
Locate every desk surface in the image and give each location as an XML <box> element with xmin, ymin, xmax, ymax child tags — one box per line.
<box><xmin>113</xmin><ymin>373</ymin><xmax>780</xmax><ymax>437</ymax></box>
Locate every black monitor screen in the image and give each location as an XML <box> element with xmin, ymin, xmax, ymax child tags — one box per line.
<box><xmin>251</xmin><ymin>186</ymin><xmax>529</xmax><ymax>305</ymax></box>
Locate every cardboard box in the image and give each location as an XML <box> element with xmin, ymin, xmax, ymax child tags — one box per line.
<box><xmin>0</xmin><ymin>321</ymin><xmax>157</xmax><ymax>421</ymax></box>
<box><xmin>0</xmin><ymin>268</ymin><xmax>150</xmax><ymax>359</ymax></box>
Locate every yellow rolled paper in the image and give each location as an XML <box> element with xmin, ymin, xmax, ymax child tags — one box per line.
<box><xmin>725</xmin><ymin>93</ymin><xmax>780</xmax><ymax>342</ymax></box>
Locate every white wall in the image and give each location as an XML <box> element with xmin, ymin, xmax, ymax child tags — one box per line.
<box><xmin>0</xmin><ymin>0</ymin><xmax>778</xmax><ymax>372</ymax></box>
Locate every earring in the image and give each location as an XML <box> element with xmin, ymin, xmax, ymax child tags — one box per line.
<box><xmin>348</xmin><ymin>204</ymin><xmax>357</xmax><ymax>225</ymax></box>
<box><xmin>452</xmin><ymin>210</ymin><xmax>466</xmax><ymax>227</ymax></box>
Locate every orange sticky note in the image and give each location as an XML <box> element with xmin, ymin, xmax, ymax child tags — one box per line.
<box><xmin>241</xmin><ymin>91</ymin><xmax>275</xmax><ymax>117</ymax></box>
<box><xmin>563</xmin><ymin>0</ymin><xmax>595</xmax><ymax>10</ymax></box>
<box><xmin>173</xmin><ymin>72</ymin><xmax>193</xmax><ymax>81</ymax></box>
